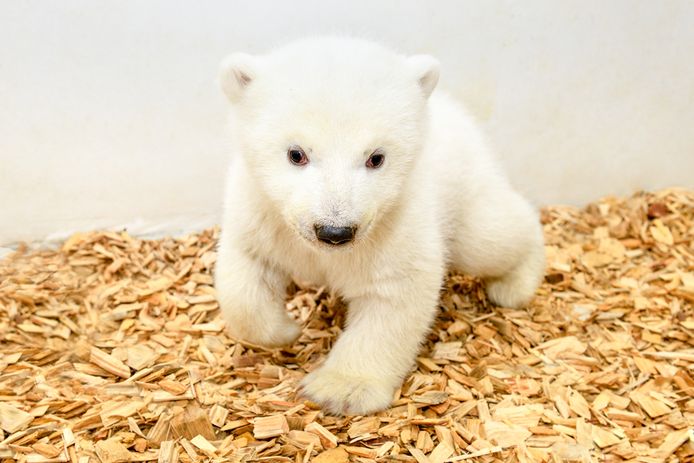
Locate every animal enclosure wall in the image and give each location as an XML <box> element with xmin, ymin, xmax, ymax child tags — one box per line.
<box><xmin>1</xmin><ymin>0</ymin><xmax>693</xmax><ymax>245</ymax></box>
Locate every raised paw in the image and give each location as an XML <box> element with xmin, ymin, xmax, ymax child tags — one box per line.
<box><xmin>299</xmin><ymin>367</ymin><xmax>395</xmax><ymax>415</ymax></box>
<box><xmin>224</xmin><ymin>312</ymin><xmax>302</xmax><ymax>348</ymax></box>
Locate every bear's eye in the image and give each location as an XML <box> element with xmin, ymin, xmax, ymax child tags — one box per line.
<box><xmin>366</xmin><ymin>150</ymin><xmax>385</xmax><ymax>169</ymax></box>
<box><xmin>287</xmin><ymin>146</ymin><xmax>308</xmax><ymax>166</ymax></box>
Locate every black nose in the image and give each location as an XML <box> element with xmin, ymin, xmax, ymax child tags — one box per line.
<box><xmin>314</xmin><ymin>225</ymin><xmax>356</xmax><ymax>245</ymax></box>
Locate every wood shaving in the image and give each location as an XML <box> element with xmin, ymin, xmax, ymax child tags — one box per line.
<box><xmin>1</xmin><ymin>188</ymin><xmax>693</xmax><ymax>462</ymax></box>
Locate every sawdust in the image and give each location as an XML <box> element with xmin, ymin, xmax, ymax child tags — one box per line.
<box><xmin>0</xmin><ymin>189</ymin><xmax>693</xmax><ymax>462</ymax></box>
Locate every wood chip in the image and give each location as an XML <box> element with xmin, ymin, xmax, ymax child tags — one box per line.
<box><xmin>158</xmin><ymin>379</ymin><xmax>188</xmax><ymax>396</ymax></box>
<box><xmin>413</xmin><ymin>391</ymin><xmax>449</xmax><ymax>405</ymax></box>
<box><xmin>629</xmin><ymin>391</ymin><xmax>672</xmax><ymax>418</ymax></box>
<box><xmin>428</xmin><ymin>441</ymin><xmax>454</xmax><ymax>463</ymax></box>
<box><xmin>90</xmin><ymin>347</ymin><xmax>131</xmax><ymax>379</ymax></box>
<box><xmin>347</xmin><ymin>416</ymin><xmax>380</xmax><ymax>438</ymax></box>
<box><xmin>0</xmin><ymin>403</ymin><xmax>33</xmax><ymax>433</ymax></box>
<box><xmin>592</xmin><ymin>426</ymin><xmax>621</xmax><ymax>448</ymax></box>
<box><xmin>31</xmin><ymin>443</ymin><xmax>61</xmax><ymax>458</ymax></box>
<box><xmin>312</xmin><ymin>447</ymin><xmax>349</xmax><ymax>463</ymax></box>
<box><xmin>170</xmin><ymin>404</ymin><xmax>216</xmax><ymax>440</ymax></box>
<box><xmin>189</xmin><ymin>434</ymin><xmax>216</xmax><ymax>454</ymax></box>
<box><xmin>288</xmin><ymin>430</ymin><xmax>322</xmax><ymax>448</ymax></box>
<box><xmin>100</xmin><ymin>400</ymin><xmax>146</xmax><ymax>427</ymax></box>
<box><xmin>252</xmin><ymin>415</ymin><xmax>289</xmax><ymax>439</ymax></box>
<box><xmin>157</xmin><ymin>440</ymin><xmax>177</xmax><ymax>463</ymax></box>
<box><xmin>208</xmin><ymin>404</ymin><xmax>229</xmax><ymax>428</ymax></box>
<box><xmin>653</xmin><ymin>428</ymin><xmax>690</xmax><ymax>460</ymax></box>
<box><xmin>306</xmin><ymin>422</ymin><xmax>338</xmax><ymax>449</ymax></box>
<box><xmin>484</xmin><ymin>421</ymin><xmax>532</xmax><ymax>447</ymax></box>
<box><xmin>94</xmin><ymin>439</ymin><xmax>132</xmax><ymax>463</ymax></box>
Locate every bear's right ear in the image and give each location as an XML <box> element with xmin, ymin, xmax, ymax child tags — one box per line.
<box><xmin>219</xmin><ymin>53</ymin><xmax>258</xmax><ymax>103</ymax></box>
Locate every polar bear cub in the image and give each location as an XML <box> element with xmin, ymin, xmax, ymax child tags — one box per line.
<box><xmin>215</xmin><ymin>37</ymin><xmax>545</xmax><ymax>415</ymax></box>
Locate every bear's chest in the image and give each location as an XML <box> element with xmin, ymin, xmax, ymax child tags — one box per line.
<box><xmin>267</xmin><ymin>238</ymin><xmax>373</xmax><ymax>297</ymax></box>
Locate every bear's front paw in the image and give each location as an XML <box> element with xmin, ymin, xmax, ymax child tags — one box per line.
<box><xmin>224</xmin><ymin>313</ymin><xmax>302</xmax><ymax>348</ymax></box>
<box><xmin>300</xmin><ymin>367</ymin><xmax>395</xmax><ymax>415</ymax></box>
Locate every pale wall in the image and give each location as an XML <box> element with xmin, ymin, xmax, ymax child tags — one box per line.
<box><xmin>1</xmin><ymin>0</ymin><xmax>693</xmax><ymax>245</ymax></box>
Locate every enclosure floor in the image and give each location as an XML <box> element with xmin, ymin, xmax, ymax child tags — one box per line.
<box><xmin>1</xmin><ymin>189</ymin><xmax>693</xmax><ymax>463</ymax></box>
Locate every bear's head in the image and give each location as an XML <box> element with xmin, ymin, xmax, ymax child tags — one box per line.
<box><xmin>220</xmin><ymin>37</ymin><xmax>439</xmax><ymax>249</ymax></box>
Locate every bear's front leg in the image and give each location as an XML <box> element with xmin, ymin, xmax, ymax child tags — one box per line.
<box><xmin>300</xmin><ymin>276</ymin><xmax>442</xmax><ymax>415</ymax></box>
<box><xmin>215</xmin><ymin>241</ymin><xmax>301</xmax><ymax>348</ymax></box>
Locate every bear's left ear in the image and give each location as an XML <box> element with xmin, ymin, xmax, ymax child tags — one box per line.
<box><xmin>219</xmin><ymin>53</ymin><xmax>260</xmax><ymax>103</ymax></box>
<box><xmin>407</xmin><ymin>55</ymin><xmax>440</xmax><ymax>99</ymax></box>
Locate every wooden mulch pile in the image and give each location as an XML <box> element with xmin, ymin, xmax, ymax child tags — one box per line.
<box><xmin>1</xmin><ymin>189</ymin><xmax>693</xmax><ymax>463</ymax></box>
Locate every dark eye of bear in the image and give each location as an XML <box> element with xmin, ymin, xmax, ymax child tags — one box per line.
<box><xmin>366</xmin><ymin>150</ymin><xmax>385</xmax><ymax>169</ymax></box>
<box><xmin>287</xmin><ymin>146</ymin><xmax>308</xmax><ymax>166</ymax></box>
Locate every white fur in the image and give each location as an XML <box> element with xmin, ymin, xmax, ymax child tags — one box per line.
<box><xmin>215</xmin><ymin>37</ymin><xmax>545</xmax><ymax>415</ymax></box>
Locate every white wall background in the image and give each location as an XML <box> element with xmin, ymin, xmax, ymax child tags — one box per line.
<box><xmin>1</xmin><ymin>0</ymin><xmax>693</xmax><ymax>246</ymax></box>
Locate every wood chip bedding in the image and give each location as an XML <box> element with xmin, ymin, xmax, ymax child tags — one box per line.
<box><xmin>0</xmin><ymin>189</ymin><xmax>692</xmax><ymax>462</ymax></box>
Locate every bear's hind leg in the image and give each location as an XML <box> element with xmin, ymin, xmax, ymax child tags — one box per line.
<box><xmin>450</xmin><ymin>187</ymin><xmax>545</xmax><ymax>308</ymax></box>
